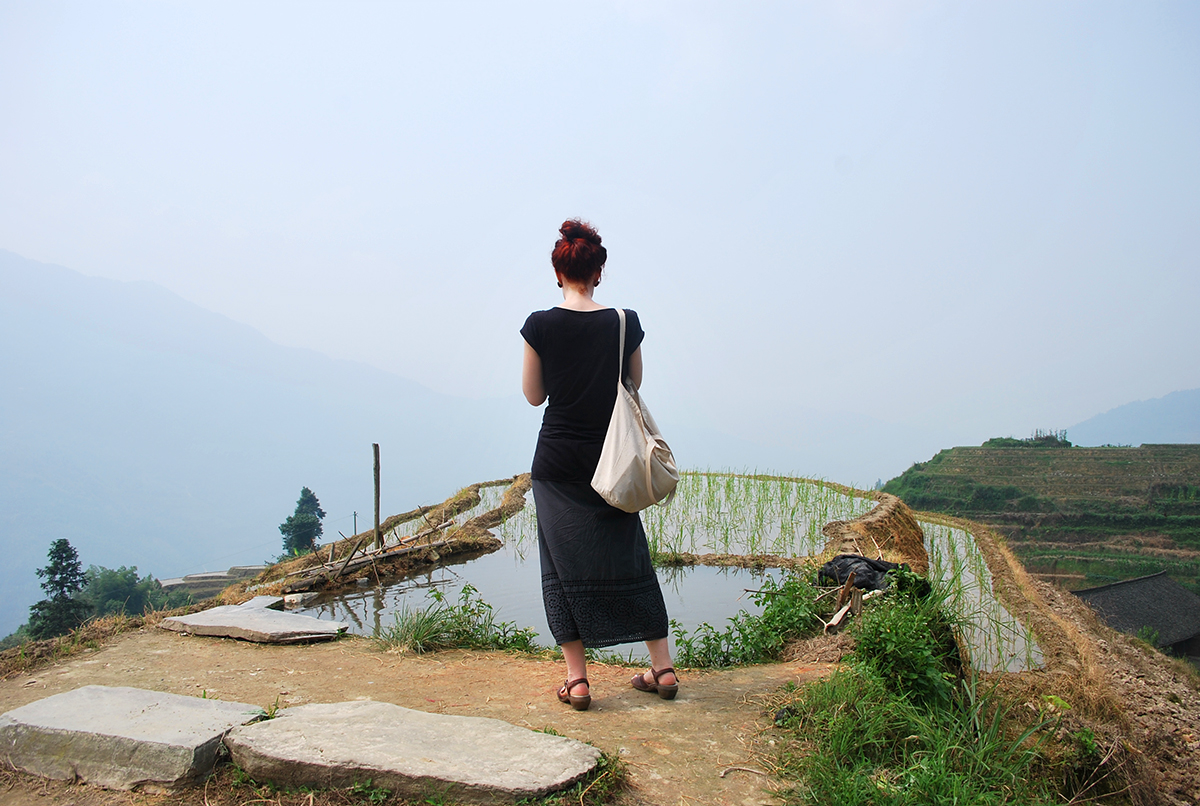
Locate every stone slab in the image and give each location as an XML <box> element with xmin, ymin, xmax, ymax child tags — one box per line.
<box><xmin>158</xmin><ymin>600</ymin><xmax>346</xmax><ymax>643</ymax></box>
<box><xmin>0</xmin><ymin>685</ymin><xmax>264</xmax><ymax>792</ymax></box>
<box><xmin>224</xmin><ymin>700</ymin><xmax>601</xmax><ymax>804</ymax></box>
<box><xmin>241</xmin><ymin>595</ymin><xmax>285</xmax><ymax>610</ymax></box>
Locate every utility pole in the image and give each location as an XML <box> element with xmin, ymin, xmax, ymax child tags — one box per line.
<box><xmin>373</xmin><ymin>444</ymin><xmax>382</xmax><ymax>551</ymax></box>
<box><xmin>353</xmin><ymin>511</ymin><xmax>357</xmax><ymax>536</ymax></box>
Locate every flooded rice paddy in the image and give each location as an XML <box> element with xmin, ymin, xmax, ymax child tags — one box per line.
<box><xmin>922</xmin><ymin>520</ymin><xmax>1043</xmax><ymax>673</ymax></box>
<box><xmin>301</xmin><ymin>473</ymin><xmax>1042</xmax><ymax>671</ymax></box>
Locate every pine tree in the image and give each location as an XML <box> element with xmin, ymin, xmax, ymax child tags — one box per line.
<box><xmin>28</xmin><ymin>539</ymin><xmax>92</xmax><ymax>640</ymax></box>
<box><xmin>279</xmin><ymin>487</ymin><xmax>326</xmax><ymax>557</ymax></box>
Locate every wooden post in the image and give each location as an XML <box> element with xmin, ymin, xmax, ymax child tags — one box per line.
<box><xmin>373</xmin><ymin>443</ymin><xmax>382</xmax><ymax>551</ymax></box>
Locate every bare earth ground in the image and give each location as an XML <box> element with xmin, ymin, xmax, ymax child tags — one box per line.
<box><xmin>0</xmin><ymin>629</ymin><xmax>835</xmax><ymax>806</ymax></box>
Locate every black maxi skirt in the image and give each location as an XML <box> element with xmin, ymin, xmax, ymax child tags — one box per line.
<box><xmin>533</xmin><ymin>480</ymin><xmax>669</xmax><ymax>649</ymax></box>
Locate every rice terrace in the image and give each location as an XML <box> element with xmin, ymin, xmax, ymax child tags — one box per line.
<box><xmin>2</xmin><ymin>468</ymin><xmax>1200</xmax><ymax>805</ymax></box>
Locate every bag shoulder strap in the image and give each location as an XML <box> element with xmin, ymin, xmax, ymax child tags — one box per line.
<box><xmin>615</xmin><ymin>308</ymin><xmax>626</xmax><ymax>381</ymax></box>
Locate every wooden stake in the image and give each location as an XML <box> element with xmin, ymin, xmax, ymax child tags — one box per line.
<box><xmin>373</xmin><ymin>443</ymin><xmax>382</xmax><ymax>551</ymax></box>
<box><xmin>834</xmin><ymin>571</ymin><xmax>857</xmax><ymax>611</ymax></box>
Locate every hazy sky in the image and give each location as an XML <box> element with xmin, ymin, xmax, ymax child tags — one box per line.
<box><xmin>2</xmin><ymin>2</ymin><xmax>1198</xmax><ymax>468</ymax></box>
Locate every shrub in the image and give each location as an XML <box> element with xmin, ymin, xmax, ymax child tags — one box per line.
<box><xmin>849</xmin><ymin>572</ymin><xmax>959</xmax><ymax>706</ymax></box>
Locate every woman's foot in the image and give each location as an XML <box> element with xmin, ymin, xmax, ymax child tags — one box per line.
<box><xmin>557</xmin><ymin>678</ymin><xmax>591</xmax><ymax>711</ymax></box>
<box><xmin>631</xmin><ymin>667</ymin><xmax>679</xmax><ymax>700</ymax></box>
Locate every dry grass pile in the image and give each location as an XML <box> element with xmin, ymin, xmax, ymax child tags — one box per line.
<box><xmin>453</xmin><ymin>473</ymin><xmax>532</xmax><ymax>540</ymax></box>
<box><xmin>821</xmin><ymin>493</ymin><xmax>929</xmax><ymax>573</ymax></box>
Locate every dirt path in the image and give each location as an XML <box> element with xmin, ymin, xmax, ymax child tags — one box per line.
<box><xmin>0</xmin><ymin>628</ymin><xmax>834</xmax><ymax>806</ymax></box>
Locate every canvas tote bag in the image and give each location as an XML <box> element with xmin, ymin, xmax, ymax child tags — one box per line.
<box><xmin>591</xmin><ymin>308</ymin><xmax>679</xmax><ymax>512</ymax></box>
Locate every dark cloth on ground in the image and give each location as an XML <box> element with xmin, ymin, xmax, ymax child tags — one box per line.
<box><xmin>533</xmin><ymin>479</ymin><xmax>668</xmax><ymax>648</ymax></box>
<box><xmin>818</xmin><ymin>554</ymin><xmax>908</xmax><ymax>592</ymax></box>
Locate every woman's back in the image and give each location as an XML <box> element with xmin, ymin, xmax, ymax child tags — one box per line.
<box><xmin>520</xmin><ymin>307</ymin><xmax>643</xmax><ymax>482</ymax></box>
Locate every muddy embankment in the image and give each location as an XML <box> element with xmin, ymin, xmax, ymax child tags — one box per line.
<box><xmin>820</xmin><ymin>492</ymin><xmax>929</xmax><ymax>573</ymax></box>
<box><xmin>226</xmin><ymin>474</ymin><xmax>533</xmax><ymax>602</ymax></box>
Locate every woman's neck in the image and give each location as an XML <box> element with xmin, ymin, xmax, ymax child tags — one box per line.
<box><xmin>557</xmin><ymin>279</ymin><xmax>605</xmax><ymax>311</ymax></box>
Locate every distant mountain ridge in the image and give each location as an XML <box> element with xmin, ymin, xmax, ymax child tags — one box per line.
<box><xmin>0</xmin><ymin>249</ymin><xmax>541</xmax><ymax>637</ymax></box>
<box><xmin>1067</xmin><ymin>389</ymin><xmax>1200</xmax><ymax>447</ymax></box>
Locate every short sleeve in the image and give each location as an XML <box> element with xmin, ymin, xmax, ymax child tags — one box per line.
<box><xmin>520</xmin><ymin>312</ymin><xmax>542</xmax><ymax>353</ymax></box>
<box><xmin>624</xmin><ymin>309</ymin><xmax>645</xmax><ymax>362</ymax></box>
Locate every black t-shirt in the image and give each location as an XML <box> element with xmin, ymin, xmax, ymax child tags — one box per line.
<box><xmin>521</xmin><ymin>307</ymin><xmax>645</xmax><ymax>482</ymax></box>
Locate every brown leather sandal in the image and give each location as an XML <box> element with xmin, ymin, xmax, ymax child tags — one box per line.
<box><xmin>557</xmin><ymin>678</ymin><xmax>591</xmax><ymax>711</ymax></box>
<box><xmin>631</xmin><ymin>667</ymin><xmax>679</xmax><ymax>700</ymax></box>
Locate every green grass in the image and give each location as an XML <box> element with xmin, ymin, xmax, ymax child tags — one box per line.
<box><xmin>773</xmin><ymin>669</ymin><xmax>1057</xmax><ymax>805</ymax></box>
<box><xmin>374</xmin><ymin>584</ymin><xmax>541</xmax><ymax>654</ymax></box>
<box><xmin>771</xmin><ymin>578</ymin><xmax>1061</xmax><ymax>805</ymax></box>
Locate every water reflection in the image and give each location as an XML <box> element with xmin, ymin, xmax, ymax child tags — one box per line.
<box><xmin>297</xmin><ymin>538</ymin><xmax>776</xmax><ymax>661</ymax></box>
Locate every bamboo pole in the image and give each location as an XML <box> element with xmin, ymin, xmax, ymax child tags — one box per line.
<box><xmin>373</xmin><ymin>443</ymin><xmax>382</xmax><ymax>551</ymax></box>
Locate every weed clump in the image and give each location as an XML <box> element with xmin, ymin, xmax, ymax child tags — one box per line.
<box><xmin>374</xmin><ymin>584</ymin><xmax>540</xmax><ymax>654</ymax></box>
<box><xmin>849</xmin><ymin>569</ymin><xmax>960</xmax><ymax>707</ymax></box>
<box><xmin>772</xmin><ymin>576</ymin><xmax>1061</xmax><ymax>804</ymax></box>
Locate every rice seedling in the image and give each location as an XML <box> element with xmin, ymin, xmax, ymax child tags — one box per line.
<box><xmin>642</xmin><ymin>472</ymin><xmax>877</xmax><ymax>558</ymax></box>
<box><xmin>334</xmin><ymin>471</ymin><xmax>1043</xmax><ymax>674</ymax></box>
<box><xmin>922</xmin><ymin>520</ymin><xmax>1042</xmax><ymax>672</ymax></box>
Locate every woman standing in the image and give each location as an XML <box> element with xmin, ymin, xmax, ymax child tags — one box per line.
<box><xmin>520</xmin><ymin>219</ymin><xmax>678</xmax><ymax>711</ymax></box>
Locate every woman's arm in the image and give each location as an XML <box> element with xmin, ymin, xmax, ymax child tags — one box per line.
<box><xmin>627</xmin><ymin>346</ymin><xmax>643</xmax><ymax>390</ymax></box>
<box><xmin>522</xmin><ymin>340</ymin><xmax>546</xmax><ymax>406</ymax></box>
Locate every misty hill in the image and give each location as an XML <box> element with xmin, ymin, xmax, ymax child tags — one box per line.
<box><xmin>0</xmin><ymin>250</ymin><xmax>542</xmax><ymax>637</ymax></box>
<box><xmin>1067</xmin><ymin>388</ymin><xmax>1200</xmax><ymax>447</ymax></box>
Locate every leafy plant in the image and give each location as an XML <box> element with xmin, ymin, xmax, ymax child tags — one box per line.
<box><xmin>1136</xmin><ymin>624</ymin><xmax>1160</xmax><ymax>646</ymax></box>
<box><xmin>1073</xmin><ymin>728</ymin><xmax>1099</xmax><ymax>757</ymax></box>
<box><xmin>375</xmin><ymin>584</ymin><xmax>540</xmax><ymax>654</ymax></box>
<box><xmin>349</xmin><ymin>779</ymin><xmax>391</xmax><ymax>803</ymax></box>
<box><xmin>849</xmin><ymin>572</ymin><xmax>960</xmax><ymax>706</ymax></box>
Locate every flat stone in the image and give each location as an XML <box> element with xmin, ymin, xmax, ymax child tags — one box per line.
<box><xmin>225</xmin><ymin>701</ymin><xmax>601</xmax><ymax>804</ymax></box>
<box><xmin>159</xmin><ymin>600</ymin><xmax>346</xmax><ymax>643</ymax></box>
<box><xmin>241</xmin><ymin>595</ymin><xmax>285</xmax><ymax>610</ymax></box>
<box><xmin>282</xmin><ymin>592</ymin><xmax>318</xmax><ymax>607</ymax></box>
<box><xmin>0</xmin><ymin>685</ymin><xmax>263</xmax><ymax>792</ymax></box>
